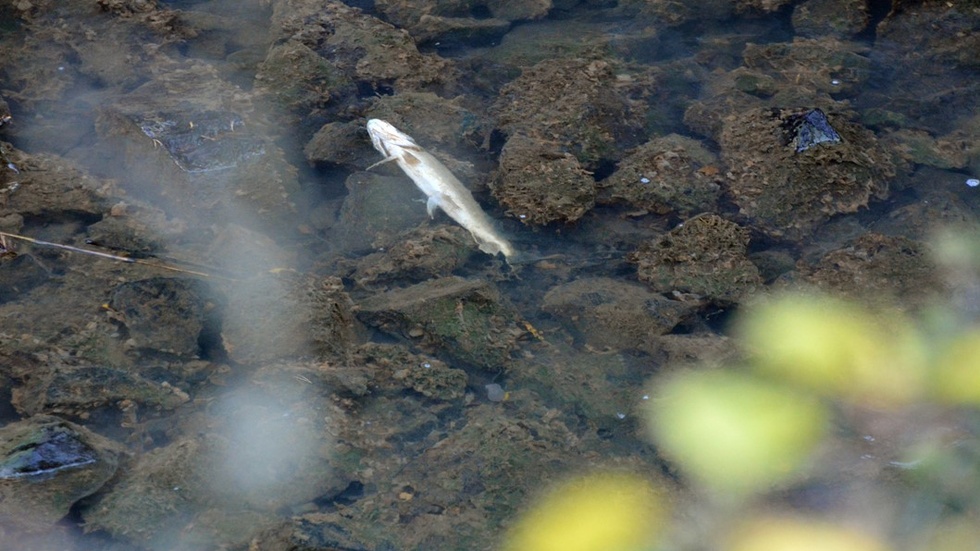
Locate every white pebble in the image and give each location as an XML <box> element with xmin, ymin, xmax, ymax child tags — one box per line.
<box><xmin>966</xmin><ymin>178</ymin><xmax>979</xmax><ymax>188</ymax></box>
<box><xmin>639</xmin><ymin>177</ymin><xmax>650</xmax><ymax>184</ymax></box>
<box><xmin>485</xmin><ymin>383</ymin><xmax>506</xmax><ymax>402</ymax></box>
<box><xmin>830</xmin><ymin>79</ymin><xmax>841</xmax><ymax>86</ymax></box>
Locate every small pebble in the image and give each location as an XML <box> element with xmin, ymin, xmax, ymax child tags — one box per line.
<box><xmin>966</xmin><ymin>178</ymin><xmax>979</xmax><ymax>188</ymax></box>
<box><xmin>639</xmin><ymin>177</ymin><xmax>650</xmax><ymax>184</ymax></box>
<box><xmin>830</xmin><ymin>79</ymin><xmax>841</xmax><ymax>86</ymax></box>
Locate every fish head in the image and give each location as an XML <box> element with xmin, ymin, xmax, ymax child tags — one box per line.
<box><xmin>366</xmin><ymin>119</ymin><xmax>418</xmax><ymax>156</ymax></box>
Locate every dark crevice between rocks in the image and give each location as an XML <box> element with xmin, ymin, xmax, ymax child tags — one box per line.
<box><xmin>312</xmin><ymin>480</ymin><xmax>365</xmax><ymax>510</ymax></box>
<box><xmin>856</xmin><ymin>0</ymin><xmax>893</xmax><ymax>43</ymax></box>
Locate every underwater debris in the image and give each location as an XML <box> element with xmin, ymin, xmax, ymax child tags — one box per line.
<box><xmin>783</xmin><ymin>108</ymin><xmax>843</xmax><ymax>153</ymax></box>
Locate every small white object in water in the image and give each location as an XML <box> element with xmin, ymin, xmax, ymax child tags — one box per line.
<box><xmin>616</xmin><ymin>412</ymin><xmax>626</xmax><ymax>420</ymax></box>
<box><xmin>966</xmin><ymin>178</ymin><xmax>979</xmax><ymax>188</ymax></box>
<box><xmin>830</xmin><ymin>79</ymin><xmax>841</xmax><ymax>86</ymax></box>
<box><xmin>485</xmin><ymin>383</ymin><xmax>506</xmax><ymax>402</ymax></box>
<box><xmin>639</xmin><ymin>177</ymin><xmax>650</xmax><ymax>184</ymax></box>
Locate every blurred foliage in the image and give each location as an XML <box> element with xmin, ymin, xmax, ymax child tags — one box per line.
<box><xmin>725</xmin><ymin>517</ymin><xmax>890</xmax><ymax>551</ymax></box>
<box><xmin>502</xmin><ymin>227</ymin><xmax>980</xmax><ymax>551</ymax></box>
<box><xmin>500</xmin><ymin>473</ymin><xmax>666</xmax><ymax>551</ymax></box>
<box><xmin>648</xmin><ymin>370</ymin><xmax>827</xmax><ymax>494</ymax></box>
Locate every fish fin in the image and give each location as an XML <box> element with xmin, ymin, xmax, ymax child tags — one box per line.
<box><xmin>426</xmin><ymin>196</ymin><xmax>440</xmax><ymax>218</ymax></box>
<box><xmin>366</xmin><ymin>155</ymin><xmax>398</xmax><ymax>171</ymax></box>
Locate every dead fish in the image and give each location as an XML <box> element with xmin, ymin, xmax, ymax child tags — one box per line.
<box><xmin>366</xmin><ymin>119</ymin><xmax>516</xmax><ymax>261</ymax></box>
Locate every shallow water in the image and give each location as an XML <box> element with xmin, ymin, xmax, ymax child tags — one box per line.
<box><xmin>1</xmin><ymin>1</ymin><xmax>980</xmax><ymax>550</ymax></box>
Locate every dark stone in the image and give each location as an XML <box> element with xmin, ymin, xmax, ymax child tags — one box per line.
<box><xmin>783</xmin><ymin>108</ymin><xmax>843</xmax><ymax>152</ymax></box>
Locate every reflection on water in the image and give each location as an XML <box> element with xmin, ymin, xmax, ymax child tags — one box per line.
<box><xmin>1</xmin><ymin>0</ymin><xmax>979</xmax><ymax>549</ymax></box>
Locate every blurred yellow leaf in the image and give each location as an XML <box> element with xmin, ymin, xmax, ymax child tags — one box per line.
<box><xmin>738</xmin><ymin>293</ymin><xmax>926</xmax><ymax>405</ymax></box>
<box><xmin>646</xmin><ymin>370</ymin><xmax>827</xmax><ymax>495</ymax></box>
<box><xmin>727</xmin><ymin>517</ymin><xmax>890</xmax><ymax>551</ymax></box>
<box><xmin>501</xmin><ymin>473</ymin><xmax>666</xmax><ymax>551</ymax></box>
<box><xmin>932</xmin><ymin>328</ymin><xmax>980</xmax><ymax>405</ymax></box>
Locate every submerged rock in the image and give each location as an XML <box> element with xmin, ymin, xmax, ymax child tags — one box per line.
<box><xmin>719</xmin><ymin>107</ymin><xmax>895</xmax><ymax>239</ymax></box>
<box><xmin>785</xmin><ymin>108</ymin><xmax>843</xmax><ymax>152</ymax></box>
<box><xmin>799</xmin><ymin>233</ymin><xmax>944</xmax><ymax>310</ymax></box>
<box><xmin>374</xmin><ymin>0</ymin><xmax>548</xmax><ymax>43</ymax></box>
<box><xmin>108</xmin><ymin>277</ymin><xmax>213</xmax><ymax>357</ymax></box>
<box><xmin>349</xmin><ymin>225</ymin><xmax>475</xmax><ymax>287</ymax></box>
<box><xmin>221</xmin><ymin>273</ymin><xmax>364</xmax><ymax>364</ymax></box>
<box><xmin>357</xmin><ymin>276</ymin><xmax>522</xmax><ymax>371</ymax></box>
<box><xmin>492</xmin><ymin>58</ymin><xmax>649</xmax><ymax>169</ymax></box>
<box><xmin>11</xmin><ymin>365</ymin><xmax>189</xmax><ymax>417</ymax></box>
<box><xmin>630</xmin><ymin>214</ymin><xmax>762</xmax><ymax>302</ymax></box>
<box><xmin>0</xmin><ymin>415</ymin><xmax>124</xmax><ymax>533</ymax></box>
<box><xmin>492</xmin><ymin>132</ymin><xmax>595</xmax><ymax>225</ymax></box>
<box><xmin>94</xmin><ymin>63</ymin><xmax>301</xmax><ymax>233</ymax></box>
<box><xmin>600</xmin><ymin>133</ymin><xmax>722</xmax><ymax>215</ymax></box>
<box><xmin>542</xmin><ymin>277</ymin><xmax>695</xmax><ymax>353</ymax></box>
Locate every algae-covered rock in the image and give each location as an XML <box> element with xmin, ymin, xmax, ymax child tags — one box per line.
<box><xmin>791</xmin><ymin>0</ymin><xmax>868</xmax><ymax>39</ymax></box>
<box><xmin>94</xmin><ymin>63</ymin><xmax>301</xmax><ymax>232</ymax></box>
<box><xmin>719</xmin><ymin>107</ymin><xmax>894</xmax><ymax>239</ymax></box>
<box><xmin>254</xmin><ymin>39</ymin><xmax>354</xmax><ymax>118</ymax></box>
<box><xmin>108</xmin><ymin>277</ymin><xmax>213</xmax><ymax>357</ymax></box>
<box><xmin>742</xmin><ymin>37</ymin><xmax>872</xmax><ymax>97</ymax></box>
<box><xmin>268</xmin><ymin>0</ymin><xmax>458</xmax><ymax>93</ymax></box>
<box><xmin>492</xmin><ymin>132</ymin><xmax>595</xmax><ymax>225</ymax></box>
<box><xmin>11</xmin><ymin>365</ymin><xmax>189</xmax><ymax>417</ymax></box>
<box><xmin>511</xmin><ymin>343</ymin><xmax>638</xmax><ymax>423</ymax></box>
<box><xmin>877</xmin><ymin>2</ymin><xmax>980</xmax><ymax>70</ymax></box>
<box><xmin>304</xmin><ymin>120</ymin><xmax>372</xmax><ymax>168</ymax></box>
<box><xmin>365</xmin><ymin>92</ymin><xmax>491</xmax><ymax>152</ymax></box>
<box><xmin>542</xmin><ymin>277</ymin><xmax>695</xmax><ymax>353</ymax></box>
<box><xmin>881</xmin><ymin>128</ymin><xmax>972</xmax><ymax>170</ymax></box>
<box><xmin>619</xmin><ymin>0</ymin><xmax>734</xmax><ymax>26</ymax></box>
<box><xmin>350</xmin><ymin>225</ymin><xmax>475</xmax><ymax>287</ymax></box>
<box><xmin>373</xmin><ymin>0</ymin><xmax>550</xmax><ymax>43</ymax></box>
<box><xmin>800</xmin><ymin>233</ymin><xmax>944</xmax><ymax>310</ymax></box>
<box><xmin>600</xmin><ymin>134</ymin><xmax>722</xmax><ymax>215</ymax></box>
<box><xmin>81</xmin><ymin>436</ymin><xmax>218</xmax><ymax>544</ymax></box>
<box><xmin>333</xmin><ymin>171</ymin><xmax>433</xmax><ymax>256</ymax></box>
<box><xmin>248</xmin><ymin>400</ymin><xmax>589</xmax><ymax>550</ymax></box>
<box><xmin>357</xmin><ymin>276</ymin><xmax>521</xmax><ymax>371</ymax></box>
<box><xmin>221</xmin><ymin>273</ymin><xmax>364</xmax><ymax>364</ymax></box>
<box><xmin>0</xmin><ymin>415</ymin><xmax>124</xmax><ymax>533</ymax></box>
<box><xmin>630</xmin><ymin>214</ymin><xmax>761</xmax><ymax>301</ymax></box>
<box><xmin>479</xmin><ymin>17</ymin><xmax>660</xmax><ymax>70</ymax></box>
<box><xmin>84</xmin><ymin>381</ymin><xmax>349</xmax><ymax>547</ymax></box>
<box><xmin>356</xmin><ymin>343</ymin><xmax>468</xmax><ymax>401</ymax></box>
<box><xmin>0</xmin><ymin>143</ymin><xmax>112</xmax><ymax>218</ymax></box>
<box><xmin>492</xmin><ymin>58</ymin><xmax>649</xmax><ymax>169</ymax></box>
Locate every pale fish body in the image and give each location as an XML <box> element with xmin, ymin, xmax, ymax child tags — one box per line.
<box><xmin>366</xmin><ymin>119</ymin><xmax>516</xmax><ymax>260</ymax></box>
